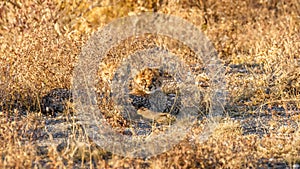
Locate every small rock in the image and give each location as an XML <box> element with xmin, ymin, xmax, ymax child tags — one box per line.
<box><xmin>293</xmin><ymin>164</ymin><xmax>300</xmax><ymax>169</ymax></box>
<box><xmin>40</xmin><ymin>88</ymin><xmax>72</xmax><ymax>116</ymax></box>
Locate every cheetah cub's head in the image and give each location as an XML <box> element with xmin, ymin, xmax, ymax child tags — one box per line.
<box><xmin>129</xmin><ymin>67</ymin><xmax>171</xmax><ymax>96</ymax></box>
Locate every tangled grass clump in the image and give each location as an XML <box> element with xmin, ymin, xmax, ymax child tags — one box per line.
<box><xmin>0</xmin><ymin>0</ymin><xmax>299</xmax><ymax>168</ymax></box>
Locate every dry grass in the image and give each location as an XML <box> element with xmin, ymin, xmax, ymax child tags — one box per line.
<box><xmin>0</xmin><ymin>0</ymin><xmax>299</xmax><ymax>168</ymax></box>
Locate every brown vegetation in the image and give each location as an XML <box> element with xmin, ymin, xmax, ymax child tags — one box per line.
<box><xmin>0</xmin><ymin>0</ymin><xmax>299</xmax><ymax>168</ymax></box>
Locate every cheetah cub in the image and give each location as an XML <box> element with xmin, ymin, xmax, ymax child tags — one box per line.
<box><xmin>128</xmin><ymin>67</ymin><xmax>179</xmax><ymax>124</ymax></box>
<box><xmin>128</xmin><ymin>67</ymin><xmax>173</xmax><ymax>96</ymax></box>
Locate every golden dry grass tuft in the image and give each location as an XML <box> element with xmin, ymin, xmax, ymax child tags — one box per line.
<box><xmin>0</xmin><ymin>0</ymin><xmax>299</xmax><ymax>168</ymax></box>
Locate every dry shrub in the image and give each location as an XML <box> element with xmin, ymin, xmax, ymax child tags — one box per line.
<box><xmin>0</xmin><ymin>112</ymin><xmax>40</xmax><ymax>168</ymax></box>
<box><xmin>0</xmin><ymin>0</ymin><xmax>299</xmax><ymax>168</ymax></box>
<box><xmin>0</xmin><ymin>0</ymin><xmax>78</xmax><ymax>109</ymax></box>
